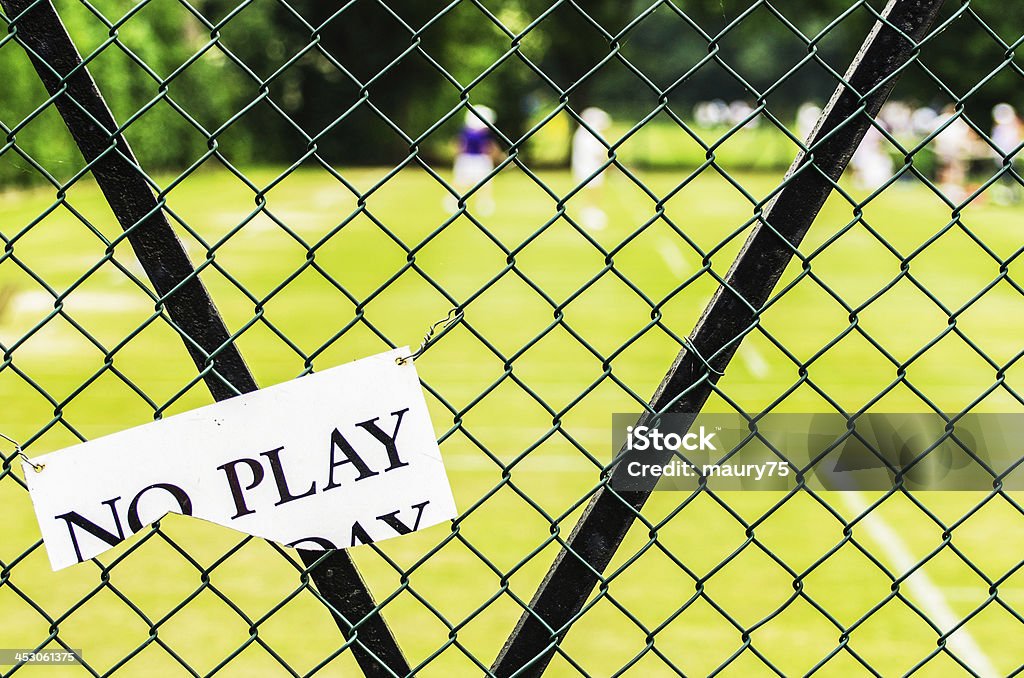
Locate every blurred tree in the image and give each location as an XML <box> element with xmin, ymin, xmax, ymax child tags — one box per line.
<box><xmin>2</xmin><ymin>0</ymin><xmax>1023</xmax><ymax>180</ymax></box>
<box><xmin>520</xmin><ymin>0</ymin><xmax>634</xmax><ymax>109</ymax></box>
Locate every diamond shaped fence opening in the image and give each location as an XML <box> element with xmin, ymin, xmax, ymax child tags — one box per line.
<box><xmin>1</xmin><ymin>0</ymin><xmax>1023</xmax><ymax>676</ymax></box>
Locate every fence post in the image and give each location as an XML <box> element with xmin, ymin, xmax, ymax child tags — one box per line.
<box><xmin>0</xmin><ymin>1</ymin><xmax>410</xmax><ymax>675</ymax></box>
<box><xmin>491</xmin><ymin>1</ymin><xmax>946</xmax><ymax>675</ymax></box>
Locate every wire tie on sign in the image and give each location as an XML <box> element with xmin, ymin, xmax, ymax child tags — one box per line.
<box><xmin>0</xmin><ymin>431</ymin><xmax>43</xmax><ymax>473</ymax></box>
<box><xmin>396</xmin><ymin>308</ymin><xmax>464</xmax><ymax>365</ymax></box>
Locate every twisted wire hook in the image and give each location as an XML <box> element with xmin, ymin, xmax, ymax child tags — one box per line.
<box><xmin>396</xmin><ymin>308</ymin><xmax>464</xmax><ymax>365</ymax></box>
<box><xmin>0</xmin><ymin>430</ymin><xmax>43</xmax><ymax>473</ymax></box>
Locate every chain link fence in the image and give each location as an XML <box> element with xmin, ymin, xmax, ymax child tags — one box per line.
<box><xmin>2</xmin><ymin>0</ymin><xmax>1023</xmax><ymax>675</ymax></box>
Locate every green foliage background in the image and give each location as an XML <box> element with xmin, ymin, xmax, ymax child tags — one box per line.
<box><xmin>1</xmin><ymin>0</ymin><xmax>1022</xmax><ymax>185</ymax></box>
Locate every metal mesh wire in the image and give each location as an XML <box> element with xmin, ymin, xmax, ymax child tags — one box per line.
<box><xmin>2</xmin><ymin>0</ymin><xmax>1023</xmax><ymax>675</ymax></box>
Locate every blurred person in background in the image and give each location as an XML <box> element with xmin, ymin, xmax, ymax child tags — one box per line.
<box><xmin>990</xmin><ymin>102</ymin><xmax>1022</xmax><ymax>205</ymax></box>
<box><xmin>728</xmin><ymin>100</ymin><xmax>759</xmax><ymax>129</ymax></box>
<box><xmin>879</xmin><ymin>101</ymin><xmax>914</xmax><ymax>138</ymax></box>
<box><xmin>796</xmin><ymin>102</ymin><xmax>822</xmax><ymax>149</ymax></box>
<box><xmin>933</xmin><ymin>104</ymin><xmax>978</xmax><ymax>202</ymax></box>
<box><xmin>850</xmin><ymin>123</ymin><xmax>894</xmax><ymax>191</ymax></box>
<box><xmin>572</xmin><ymin>107</ymin><xmax>613</xmax><ymax>231</ymax></box>
<box><xmin>694</xmin><ymin>99</ymin><xmax>730</xmax><ymax>128</ymax></box>
<box><xmin>911</xmin><ymin>105</ymin><xmax>939</xmax><ymax>137</ymax></box>
<box><xmin>448</xmin><ymin>105</ymin><xmax>500</xmax><ymax>215</ymax></box>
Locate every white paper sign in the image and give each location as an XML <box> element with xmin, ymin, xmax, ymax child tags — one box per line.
<box><xmin>23</xmin><ymin>348</ymin><xmax>457</xmax><ymax>571</ymax></box>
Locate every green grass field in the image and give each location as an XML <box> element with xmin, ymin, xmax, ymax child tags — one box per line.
<box><xmin>1</xmin><ymin>162</ymin><xmax>1023</xmax><ymax>676</ymax></box>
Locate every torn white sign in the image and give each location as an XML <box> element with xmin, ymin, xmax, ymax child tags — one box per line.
<box><xmin>23</xmin><ymin>348</ymin><xmax>457</xmax><ymax>571</ymax></box>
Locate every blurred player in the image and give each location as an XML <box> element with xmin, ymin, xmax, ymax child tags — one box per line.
<box><xmin>448</xmin><ymin>105</ymin><xmax>499</xmax><ymax>215</ymax></box>
<box><xmin>571</xmin><ymin>107</ymin><xmax>612</xmax><ymax>231</ymax></box>
<box><xmin>933</xmin><ymin>104</ymin><xmax>977</xmax><ymax>202</ymax></box>
<box><xmin>850</xmin><ymin>123</ymin><xmax>894</xmax><ymax>191</ymax></box>
<box><xmin>991</xmin><ymin>102</ymin><xmax>1022</xmax><ymax>204</ymax></box>
<box><xmin>796</xmin><ymin>102</ymin><xmax>822</xmax><ymax>148</ymax></box>
<box><xmin>879</xmin><ymin>101</ymin><xmax>913</xmax><ymax>137</ymax></box>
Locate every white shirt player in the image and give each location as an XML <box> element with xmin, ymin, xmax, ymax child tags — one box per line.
<box><xmin>572</xmin><ymin>107</ymin><xmax>612</xmax><ymax>187</ymax></box>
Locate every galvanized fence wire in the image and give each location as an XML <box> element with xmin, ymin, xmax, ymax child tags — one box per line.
<box><xmin>1</xmin><ymin>0</ymin><xmax>1024</xmax><ymax>675</ymax></box>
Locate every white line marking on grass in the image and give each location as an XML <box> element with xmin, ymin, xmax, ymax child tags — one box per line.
<box><xmin>839</xmin><ymin>492</ymin><xmax>998</xmax><ymax>678</ymax></box>
<box><xmin>658</xmin><ymin>238</ymin><xmax>690</xmax><ymax>278</ymax></box>
<box><xmin>13</xmin><ymin>289</ymin><xmax>149</xmax><ymax>313</ymax></box>
<box><xmin>739</xmin><ymin>344</ymin><xmax>770</xmax><ymax>378</ymax></box>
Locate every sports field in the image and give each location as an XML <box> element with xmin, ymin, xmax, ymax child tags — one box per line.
<box><xmin>1</xmin><ymin>162</ymin><xmax>1022</xmax><ymax>675</ymax></box>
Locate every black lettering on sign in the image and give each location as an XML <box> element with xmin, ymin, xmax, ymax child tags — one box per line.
<box><xmin>260</xmin><ymin>447</ymin><xmax>316</xmax><ymax>506</ymax></box>
<box><xmin>324</xmin><ymin>408</ymin><xmax>412</xmax><ymax>490</ymax></box>
<box><xmin>350</xmin><ymin>521</ymin><xmax>373</xmax><ymax>547</ymax></box>
<box><xmin>356</xmin><ymin>408</ymin><xmax>410</xmax><ymax>472</ymax></box>
<box><xmin>217</xmin><ymin>457</ymin><xmax>265</xmax><ymax>519</ymax></box>
<box><xmin>54</xmin><ymin>484</ymin><xmax>197</xmax><ymax>563</ymax></box>
<box><xmin>288</xmin><ymin>536</ymin><xmax>337</xmax><ymax>550</ymax></box>
<box><xmin>376</xmin><ymin>500</ymin><xmax>430</xmax><ymax>535</ymax></box>
<box><xmin>126</xmin><ymin>483</ymin><xmax>193</xmax><ymax>533</ymax></box>
<box><xmin>325</xmin><ymin>429</ymin><xmax>379</xmax><ymax>487</ymax></box>
<box><xmin>54</xmin><ymin>497</ymin><xmax>124</xmax><ymax>564</ymax></box>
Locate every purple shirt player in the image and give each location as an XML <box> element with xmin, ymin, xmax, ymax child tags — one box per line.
<box><xmin>451</xmin><ymin>106</ymin><xmax>499</xmax><ymax>215</ymax></box>
<box><xmin>459</xmin><ymin>126</ymin><xmax>493</xmax><ymax>156</ymax></box>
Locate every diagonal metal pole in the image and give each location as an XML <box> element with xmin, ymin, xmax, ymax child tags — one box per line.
<box><xmin>1</xmin><ymin>1</ymin><xmax>410</xmax><ymax>675</ymax></box>
<box><xmin>492</xmin><ymin>1</ymin><xmax>946</xmax><ymax>675</ymax></box>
